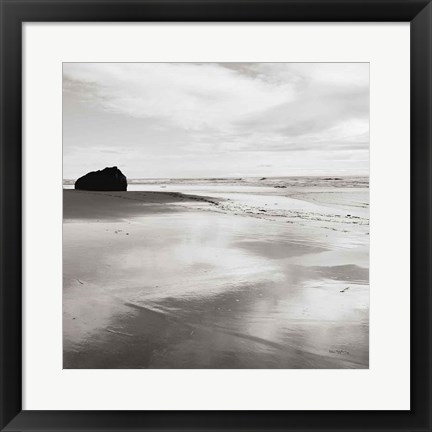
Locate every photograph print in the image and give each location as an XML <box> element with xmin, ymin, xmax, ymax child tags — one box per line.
<box><xmin>63</xmin><ymin>62</ymin><xmax>369</xmax><ymax>369</ymax></box>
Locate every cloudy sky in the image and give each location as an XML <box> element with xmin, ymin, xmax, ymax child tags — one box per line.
<box><xmin>63</xmin><ymin>63</ymin><xmax>369</xmax><ymax>179</ymax></box>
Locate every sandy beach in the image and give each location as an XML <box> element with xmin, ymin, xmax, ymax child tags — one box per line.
<box><xmin>63</xmin><ymin>177</ymin><xmax>369</xmax><ymax>369</ymax></box>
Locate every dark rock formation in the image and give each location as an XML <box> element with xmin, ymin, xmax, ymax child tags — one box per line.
<box><xmin>75</xmin><ymin>166</ymin><xmax>127</xmax><ymax>191</ymax></box>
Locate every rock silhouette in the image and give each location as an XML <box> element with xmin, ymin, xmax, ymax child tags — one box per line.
<box><xmin>75</xmin><ymin>166</ymin><xmax>127</xmax><ymax>191</ymax></box>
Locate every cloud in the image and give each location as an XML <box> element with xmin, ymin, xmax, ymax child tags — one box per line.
<box><xmin>63</xmin><ymin>63</ymin><xmax>369</xmax><ymax>178</ymax></box>
<box><xmin>63</xmin><ymin>63</ymin><xmax>296</xmax><ymax>130</ymax></box>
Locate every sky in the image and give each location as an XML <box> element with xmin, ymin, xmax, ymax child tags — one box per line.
<box><xmin>63</xmin><ymin>63</ymin><xmax>369</xmax><ymax>179</ymax></box>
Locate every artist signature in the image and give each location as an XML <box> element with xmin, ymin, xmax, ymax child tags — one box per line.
<box><xmin>329</xmin><ymin>349</ymin><xmax>350</xmax><ymax>355</ymax></box>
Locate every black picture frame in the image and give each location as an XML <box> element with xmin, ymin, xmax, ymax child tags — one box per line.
<box><xmin>1</xmin><ymin>1</ymin><xmax>431</xmax><ymax>431</ymax></box>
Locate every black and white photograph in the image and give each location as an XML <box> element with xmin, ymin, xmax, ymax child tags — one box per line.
<box><xmin>63</xmin><ymin>62</ymin><xmax>369</xmax><ymax>369</ymax></box>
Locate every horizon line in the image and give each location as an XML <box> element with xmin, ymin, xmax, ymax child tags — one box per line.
<box><xmin>63</xmin><ymin>174</ymin><xmax>369</xmax><ymax>182</ymax></box>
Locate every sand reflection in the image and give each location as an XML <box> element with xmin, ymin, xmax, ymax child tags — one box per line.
<box><xmin>63</xmin><ymin>187</ymin><xmax>368</xmax><ymax>368</ymax></box>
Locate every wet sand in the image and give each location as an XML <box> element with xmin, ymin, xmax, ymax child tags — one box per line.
<box><xmin>63</xmin><ymin>183</ymin><xmax>369</xmax><ymax>369</ymax></box>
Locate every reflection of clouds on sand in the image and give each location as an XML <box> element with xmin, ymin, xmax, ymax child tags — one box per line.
<box><xmin>63</xmin><ymin>180</ymin><xmax>369</xmax><ymax>369</ymax></box>
<box><xmin>73</xmin><ymin>212</ymin><xmax>288</xmax><ymax>302</ymax></box>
